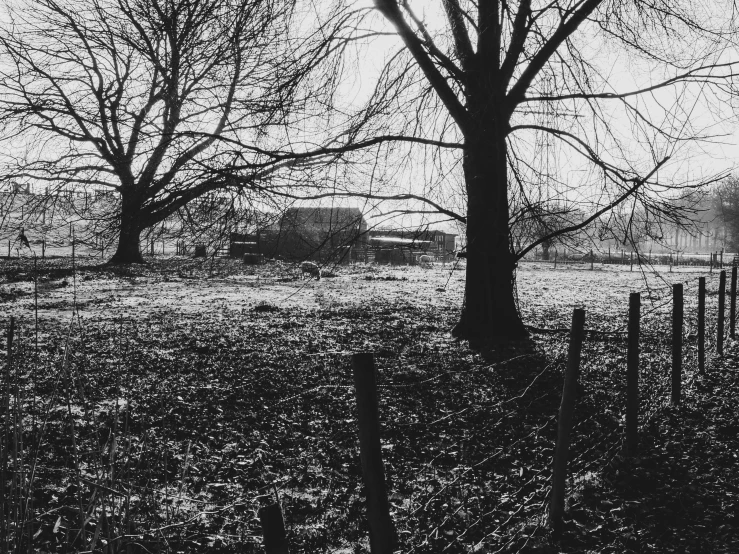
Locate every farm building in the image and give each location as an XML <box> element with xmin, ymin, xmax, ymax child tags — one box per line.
<box><xmin>236</xmin><ymin>207</ymin><xmax>368</xmax><ymax>262</ymax></box>
<box><xmin>229</xmin><ymin>209</ymin><xmax>458</xmax><ymax>265</ymax></box>
<box><xmin>349</xmin><ymin>228</ymin><xmax>457</xmax><ymax>265</ymax></box>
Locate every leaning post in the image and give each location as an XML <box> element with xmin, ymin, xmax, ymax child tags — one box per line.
<box><xmin>672</xmin><ymin>284</ymin><xmax>683</xmax><ymax>405</ymax></box>
<box><xmin>698</xmin><ymin>277</ymin><xmax>706</xmax><ymax>373</ymax></box>
<box><xmin>626</xmin><ymin>293</ymin><xmax>640</xmax><ymax>456</ymax></box>
<box><xmin>718</xmin><ymin>270</ymin><xmax>726</xmax><ymax>356</ymax></box>
<box><xmin>352</xmin><ymin>353</ymin><xmax>397</xmax><ymax>554</ymax></box>
<box><xmin>259</xmin><ymin>504</ymin><xmax>290</xmax><ymax>554</ymax></box>
<box><xmin>731</xmin><ymin>266</ymin><xmax>737</xmax><ymax>339</ymax></box>
<box><xmin>550</xmin><ymin>308</ymin><xmax>585</xmax><ymax>537</ymax></box>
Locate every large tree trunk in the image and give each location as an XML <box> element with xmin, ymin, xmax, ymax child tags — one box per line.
<box><xmin>452</xmin><ymin>122</ymin><xmax>528</xmax><ymax>345</ymax></box>
<box><xmin>109</xmin><ymin>194</ymin><xmax>145</xmax><ymax>264</ymax></box>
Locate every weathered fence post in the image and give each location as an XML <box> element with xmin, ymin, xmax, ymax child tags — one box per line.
<box><xmin>731</xmin><ymin>266</ymin><xmax>737</xmax><ymax>339</ymax></box>
<box><xmin>718</xmin><ymin>270</ymin><xmax>726</xmax><ymax>356</ymax></box>
<box><xmin>1</xmin><ymin>317</ymin><xmax>15</xmax><ymax>550</ymax></box>
<box><xmin>590</xmin><ymin>250</ymin><xmax>594</xmax><ymax>271</ymax></box>
<box><xmin>554</xmin><ymin>250</ymin><xmax>557</xmax><ymax>270</ymax></box>
<box><xmin>720</xmin><ymin>249</ymin><xmax>724</xmax><ymax>269</ymax></box>
<box><xmin>549</xmin><ymin>308</ymin><xmax>585</xmax><ymax>537</ymax></box>
<box><xmin>630</xmin><ymin>251</ymin><xmax>633</xmax><ymax>272</ymax></box>
<box><xmin>259</xmin><ymin>503</ymin><xmax>290</xmax><ymax>554</ymax></box>
<box><xmin>352</xmin><ymin>353</ymin><xmax>397</xmax><ymax>554</ymax></box>
<box><xmin>699</xmin><ymin>277</ymin><xmax>706</xmax><ymax>373</ymax></box>
<box><xmin>626</xmin><ymin>293</ymin><xmax>640</xmax><ymax>456</ymax></box>
<box><xmin>672</xmin><ymin>284</ymin><xmax>683</xmax><ymax>405</ymax></box>
<box><xmin>42</xmin><ymin>238</ymin><xmax>45</xmax><ymax>259</ymax></box>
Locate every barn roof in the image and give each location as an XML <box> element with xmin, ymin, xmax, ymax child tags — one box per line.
<box><xmin>280</xmin><ymin>207</ymin><xmax>365</xmax><ymax>227</ymax></box>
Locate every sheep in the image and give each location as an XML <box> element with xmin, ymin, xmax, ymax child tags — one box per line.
<box><xmin>419</xmin><ymin>254</ymin><xmax>433</xmax><ymax>267</ymax></box>
<box><xmin>300</xmin><ymin>261</ymin><xmax>321</xmax><ymax>280</ymax></box>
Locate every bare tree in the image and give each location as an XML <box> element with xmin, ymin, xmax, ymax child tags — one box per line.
<box><xmin>294</xmin><ymin>0</ymin><xmax>737</xmax><ymax>344</ymax></box>
<box><xmin>713</xmin><ymin>176</ymin><xmax>739</xmax><ymax>252</ymax></box>
<box><xmin>0</xmin><ymin>0</ymin><xmax>336</xmax><ymax>263</ymax></box>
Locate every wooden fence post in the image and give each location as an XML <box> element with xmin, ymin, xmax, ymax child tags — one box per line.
<box><xmin>549</xmin><ymin>308</ymin><xmax>585</xmax><ymax>537</ymax></box>
<box><xmin>672</xmin><ymin>284</ymin><xmax>683</xmax><ymax>405</ymax></box>
<box><xmin>718</xmin><ymin>270</ymin><xmax>726</xmax><ymax>356</ymax></box>
<box><xmin>630</xmin><ymin>251</ymin><xmax>633</xmax><ymax>272</ymax></box>
<box><xmin>590</xmin><ymin>250</ymin><xmax>594</xmax><ymax>271</ymax></box>
<box><xmin>699</xmin><ymin>277</ymin><xmax>706</xmax><ymax>373</ymax></box>
<box><xmin>626</xmin><ymin>293</ymin><xmax>640</xmax><ymax>455</ymax></box>
<box><xmin>352</xmin><ymin>353</ymin><xmax>397</xmax><ymax>554</ymax></box>
<box><xmin>1</xmin><ymin>317</ymin><xmax>15</xmax><ymax>551</ymax></box>
<box><xmin>731</xmin><ymin>266</ymin><xmax>737</xmax><ymax>339</ymax></box>
<box><xmin>554</xmin><ymin>250</ymin><xmax>557</xmax><ymax>270</ymax></box>
<box><xmin>258</xmin><ymin>503</ymin><xmax>290</xmax><ymax>554</ymax></box>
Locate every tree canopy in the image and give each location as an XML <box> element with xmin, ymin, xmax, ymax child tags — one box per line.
<box><xmin>0</xmin><ymin>0</ymin><xmax>339</xmax><ymax>262</ymax></box>
<box><xmin>288</xmin><ymin>0</ymin><xmax>739</xmax><ymax>342</ymax></box>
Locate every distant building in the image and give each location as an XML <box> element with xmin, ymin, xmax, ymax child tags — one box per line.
<box><xmin>363</xmin><ymin>228</ymin><xmax>457</xmax><ymax>264</ymax></box>
<box><xmin>324</xmin><ymin>228</ymin><xmax>457</xmax><ymax>265</ymax></box>
<box><xmin>229</xmin><ymin>209</ymin><xmax>458</xmax><ymax>265</ymax></box>
<box><xmin>235</xmin><ymin>207</ymin><xmax>368</xmax><ymax>262</ymax></box>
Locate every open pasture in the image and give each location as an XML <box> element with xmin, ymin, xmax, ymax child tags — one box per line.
<box><xmin>1</xmin><ymin>257</ymin><xmax>738</xmax><ymax>553</ymax></box>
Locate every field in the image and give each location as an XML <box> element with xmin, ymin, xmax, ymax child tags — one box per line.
<box><xmin>1</xmin><ymin>256</ymin><xmax>738</xmax><ymax>553</ymax></box>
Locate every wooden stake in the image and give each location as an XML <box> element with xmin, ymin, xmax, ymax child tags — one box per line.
<box><xmin>630</xmin><ymin>251</ymin><xmax>633</xmax><ymax>272</ymax></box>
<box><xmin>731</xmin><ymin>266</ymin><xmax>737</xmax><ymax>339</ymax></box>
<box><xmin>550</xmin><ymin>308</ymin><xmax>585</xmax><ymax>537</ymax></box>
<box><xmin>718</xmin><ymin>270</ymin><xmax>726</xmax><ymax>356</ymax></box>
<box><xmin>672</xmin><ymin>284</ymin><xmax>683</xmax><ymax>405</ymax></box>
<box><xmin>1</xmin><ymin>317</ymin><xmax>15</xmax><ymax>553</ymax></box>
<box><xmin>698</xmin><ymin>277</ymin><xmax>706</xmax><ymax>373</ymax></box>
<box><xmin>626</xmin><ymin>293</ymin><xmax>640</xmax><ymax>455</ymax></box>
<box><xmin>258</xmin><ymin>504</ymin><xmax>289</xmax><ymax>554</ymax></box>
<box><xmin>352</xmin><ymin>353</ymin><xmax>397</xmax><ymax>554</ymax></box>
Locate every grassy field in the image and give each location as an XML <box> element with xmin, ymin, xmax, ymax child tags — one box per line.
<box><xmin>0</xmin><ymin>256</ymin><xmax>737</xmax><ymax>553</ymax></box>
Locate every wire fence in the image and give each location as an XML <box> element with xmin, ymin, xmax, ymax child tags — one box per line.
<box><xmin>0</xmin><ymin>259</ymin><xmax>736</xmax><ymax>553</ymax></box>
